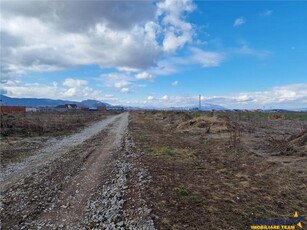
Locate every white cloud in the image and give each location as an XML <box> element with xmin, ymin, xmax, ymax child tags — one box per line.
<box><xmin>233</xmin><ymin>44</ymin><xmax>272</xmax><ymax>58</ymax></box>
<box><xmin>157</xmin><ymin>0</ymin><xmax>196</xmax><ymax>52</ymax></box>
<box><xmin>190</xmin><ymin>47</ymin><xmax>224</xmax><ymax>67</ymax></box>
<box><xmin>63</xmin><ymin>78</ymin><xmax>87</xmax><ymax>88</ymax></box>
<box><xmin>63</xmin><ymin>88</ymin><xmax>77</xmax><ymax>97</ymax></box>
<box><xmin>163</xmin><ymin>31</ymin><xmax>192</xmax><ymax>53</ymax></box>
<box><xmin>2</xmin><ymin>81</ymin><xmax>306</xmax><ymax>109</ymax></box>
<box><xmin>127</xmin><ymin>83</ymin><xmax>307</xmax><ymax>109</ymax></box>
<box><xmin>120</xmin><ymin>87</ymin><xmax>130</xmax><ymax>93</ymax></box>
<box><xmin>172</xmin><ymin>81</ymin><xmax>179</xmax><ymax>86</ymax></box>
<box><xmin>0</xmin><ymin>80</ymin><xmax>105</xmax><ymax>101</ymax></box>
<box><xmin>114</xmin><ymin>80</ymin><xmax>130</xmax><ymax>89</ymax></box>
<box><xmin>101</xmin><ymin>72</ymin><xmax>134</xmax><ymax>93</ymax></box>
<box><xmin>162</xmin><ymin>95</ymin><xmax>169</xmax><ymax>100</ymax></box>
<box><xmin>233</xmin><ymin>17</ymin><xmax>245</xmax><ymax>27</ymax></box>
<box><xmin>151</xmin><ymin>47</ymin><xmax>225</xmax><ymax>76</ymax></box>
<box><xmin>135</xmin><ymin>72</ymin><xmax>153</xmax><ymax>80</ymax></box>
<box><xmin>1</xmin><ymin>0</ymin><xmax>195</xmax><ymax>80</ymax></box>
<box><xmin>261</xmin><ymin>10</ymin><xmax>272</xmax><ymax>17</ymax></box>
<box><xmin>205</xmin><ymin>83</ymin><xmax>307</xmax><ymax>108</ymax></box>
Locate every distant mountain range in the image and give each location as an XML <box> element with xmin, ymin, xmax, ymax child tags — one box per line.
<box><xmin>4</xmin><ymin>94</ymin><xmax>305</xmax><ymax>112</ymax></box>
<box><xmin>0</xmin><ymin>94</ymin><xmax>226</xmax><ymax>110</ymax></box>
<box><xmin>0</xmin><ymin>95</ymin><xmax>111</xmax><ymax>108</ymax></box>
<box><xmin>140</xmin><ymin>104</ymin><xmax>226</xmax><ymax>111</ymax></box>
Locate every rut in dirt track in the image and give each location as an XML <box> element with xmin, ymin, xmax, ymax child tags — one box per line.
<box><xmin>36</xmin><ymin>112</ymin><xmax>130</xmax><ymax>228</ymax></box>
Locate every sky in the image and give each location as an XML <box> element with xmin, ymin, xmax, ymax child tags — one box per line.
<box><xmin>1</xmin><ymin>0</ymin><xmax>307</xmax><ymax>109</ymax></box>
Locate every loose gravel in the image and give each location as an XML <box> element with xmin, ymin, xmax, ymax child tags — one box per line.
<box><xmin>0</xmin><ymin>112</ymin><xmax>155</xmax><ymax>229</ymax></box>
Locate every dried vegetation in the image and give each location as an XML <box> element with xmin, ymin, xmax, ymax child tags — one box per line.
<box><xmin>130</xmin><ymin>111</ymin><xmax>307</xmax><ymax>229</ymax></box>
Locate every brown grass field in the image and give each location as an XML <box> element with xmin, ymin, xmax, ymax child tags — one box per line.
<box><xmin>0</xmin><ymin>110</ymin><xmax>306</xmax><ymax>229</ymax></box>
<box><xmin>129</xmin><ymin>111</ymin><xmax>307</xmax><ymax>229</ymax></box>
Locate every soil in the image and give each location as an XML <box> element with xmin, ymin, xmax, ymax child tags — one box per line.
<box><xmin>1</xmin><ymin>110</ymin><xmax>306</xmax><ymax>229</ymax></box>
<box><xmin>129</xmin><ymin>111</ymin><xmax>307</xmax><ymax>230</ymax></box>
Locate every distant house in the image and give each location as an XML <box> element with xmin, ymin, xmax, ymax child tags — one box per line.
<box><xmin>0</xmin><ymin>106</ymin><xmax>26</xmax><ymax>114</ymax></box>
<box><xmin>97</xmin><ymin>106</ymin><xmax>106</xmax><ymax>111</ymax></box>
<box><xmin>56</xmin><ymin>104</ymin><xmax>77</xmax><ymax>109</ymax></box>
<box><xmin>26</xmin><ymin>107</ymin><xmax>38</xmax><ymax>112</ymax></box>
<box><xmin>79</xmin><ymin>106</ymin><xmax>89</xmax><ymax>111</ymax></box>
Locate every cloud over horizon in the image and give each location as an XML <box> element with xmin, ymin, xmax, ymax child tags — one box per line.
<box><xmin>1</xmin><ymin>1</ymin><xmax>305</xmax><ymax>109</ymax></box>
<box><xmin>0</xmin><ymin>0</ymin><xmax>196</xmax><ymax>81</ymax></box>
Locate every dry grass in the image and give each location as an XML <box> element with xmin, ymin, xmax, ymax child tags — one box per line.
<box><xmin>268</xmin><ymin>113</ymin><xmax>285</xmax><ymax>120</ymax></box>
<box><xmin>0</xmin><ymin>111</ymin><xmax>113</xmax><ymax>137</ymax></box>
<box><xmin>130</xmin><ymin>111</ymin><xmax>307</xmax><ymax>230</ymax></box>
<box><xmin>177</xmin><ymin>114</ymin><xmax>230</xmax><ymax>134</ymax></box>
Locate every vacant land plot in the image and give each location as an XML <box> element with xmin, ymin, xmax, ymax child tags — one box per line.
<box><xmin>1</xmin><ymin>110</ymin><xmax>306</xmax><ymax>229</ymax></box>
<box><xmin>129</xmin><ymin>111</ymin><xmax>307</xmax><ymax>229</ymax></box>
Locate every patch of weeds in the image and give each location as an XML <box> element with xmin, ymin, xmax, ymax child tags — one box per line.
<box><xmin>144</xmin><ymin>147</ymin><xmax>155</xmax><ymax>154</ymax></box>
<box><xmin>175</xmin><ymin>186</ymin><xmax>204</xmax><ymax>204</ymax></box>
<box><xmin>175</xmin><ymin>186</ymin><xmax>191</xmax><ymax>196</ymax></box>
<box><xmin>190</xmin><ymin>194</ymin><xmax>203</xmax><ymax>204</ymax></box>
<box><xmin>161</xmin><ymin>147</ymin><xmax>180</xmax><ymax>156</ymax></box>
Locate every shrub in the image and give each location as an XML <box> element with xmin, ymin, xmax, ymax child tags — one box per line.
<box><xmin>268</xmin><ymin>113</ymin><xmax>285</xmax><ymax>120</ymax></box>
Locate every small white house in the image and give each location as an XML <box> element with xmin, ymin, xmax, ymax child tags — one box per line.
<box><xmin>26</xmin><ymin>107</ymin><xmax>38</xmax><ymax>112</ymax></box>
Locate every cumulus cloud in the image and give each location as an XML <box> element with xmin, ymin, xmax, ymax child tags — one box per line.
<box><xmin>233</xmin><ymin>17</ymin><xmax>245</xmax><ymax>27</ymax></box>
<box><xmin>158</xmin><ymin>0</ymin><xmax>196</xmax><ymax>52</ymax></box>
<box><xmin>0</xmin><ymin>79</ymin><xmax>109</xmax><ymax>101</ymax></box>
<box><xmin>101</xmin><ymin>72</ymin><xmax>134</xmax><ymax>93</ymax></box>
<box><xmin>120</xmin><ymin>88</ymin><xmax>130</xmax><ymax>93</ymax></box>
<box><xmin>63</xmin><ymin>78</ymin><xmax>88</xmax><ymax>88</ymax></box>
<box><xmin>135</xmin><ymin>72</ymin><xmax>153</xmax><ymax>80</ymax></box>
<box><xmin>0</xmin><ymin>0</ymin><xmax>196</xmax><ymax>79</ymax></box>
<box><xmin>162</xmin><ymin>95</ymin><xmax>169</xmax><ymax>100</ymax></box>
<box><xmin>114</xmin><ymin>80</ymin><xmax>130</xmax><ymax>89</ymax></box>
<box><xmin>223</xmin><ymin>83</ymin><xmax>307</xmax><ymax>108</ymax></box>
<box><xmin>139</xmin><ymin>83</ymin><xmax>307</xmax><ymax>109</ymax></box>
<box><xmin>147</xmin><ymin>96</ymin><xmax>155</xmax><ymax>100</ymax></box>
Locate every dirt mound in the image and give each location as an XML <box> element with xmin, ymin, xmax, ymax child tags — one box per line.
<box><xmin>177</xmin><ymin>115</ymin><xmax>231</xmax><ymax>133</ymax></box>
<box><xmin>153</xmin><ymin>111</ymin><xmax>193</xmax><ymax>126</ymax></box>
<box><xmin>288</xmin><ymin>130</ymin><xmax>307</xmax><ymax>154</ymax></box>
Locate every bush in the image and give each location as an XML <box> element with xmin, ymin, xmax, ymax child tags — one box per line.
<box><xmin>268</xmin><ymin>113</ymin><xmax>285</xmax><ymax>120</ymax></box>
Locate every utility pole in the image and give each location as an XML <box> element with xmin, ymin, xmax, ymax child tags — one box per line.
<box><xmin>199</xmin><ymin>94</ymin><xmax>201</xmax><ymax>111</ymax></box>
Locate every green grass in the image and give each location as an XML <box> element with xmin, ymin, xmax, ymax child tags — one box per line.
<box><xmin>175</xmin><ymin>186</ymin><xmax>191</xmax><ymax>196</ymax></box>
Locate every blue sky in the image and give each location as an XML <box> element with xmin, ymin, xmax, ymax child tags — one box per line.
<box><xmin>1</xmin><ymin>0</ymin><xmax>306</xmax><ymax>109</ymax></box>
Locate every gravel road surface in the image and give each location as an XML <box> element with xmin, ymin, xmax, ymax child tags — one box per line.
<box><xmin>0</xmin><ymin>112</ymin><xmax>155</xmax><ymax>229</ymax></box>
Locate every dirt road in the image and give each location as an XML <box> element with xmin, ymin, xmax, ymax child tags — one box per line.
<box><xmin>0</xmin><ymin>112</ymin><xmax>154</xmax><ymax>229</ymax></box>
<box><xmin>1</xmin><ymin>114</ymin><xmax>122</xmax><ymax>191</ymax></box>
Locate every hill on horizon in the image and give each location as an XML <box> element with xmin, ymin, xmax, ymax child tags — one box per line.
<box><xmin>0</xmin><ymin>95</ymin><xmax>111</xmax><ymax>108</ymax></box>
